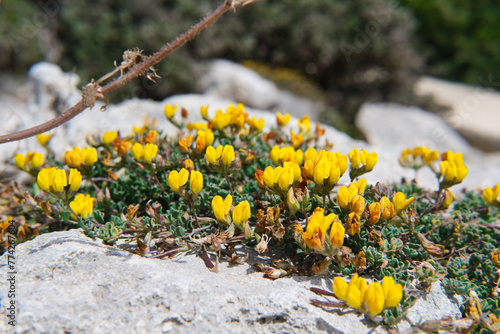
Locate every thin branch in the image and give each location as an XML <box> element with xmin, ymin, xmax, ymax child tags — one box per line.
<box><xmin>0</xmin><ymin>0</ymin><xmax>247</xmax><ymax>144</ymax></box>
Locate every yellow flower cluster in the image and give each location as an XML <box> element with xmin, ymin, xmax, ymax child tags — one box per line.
<box><xmin>276</xmin><ymin>112</ymin><xmax>291</xmax><ymax>126</ymax></box>
<box><xmin>37</xmin><ymin>167</ymin><xmax>81</xmax><ymax>193</ymax></box>
<box><xmin>132</xmin><ymin>143</ymin><xmax>158</xmax><ymax>163</ymax></box>
<box><xmin>270</xmin><ymin>146</ymin><xmax>303</xmax><ymax>165</ymax></box>
<box><xmin>399</xmin><ymin>146</ymin><xmax>439</xmax><ymax>170</ymax></box>
<box><xmin>69</xmin><ymin>193</ymin><xmax>95</xmax><ymax>218</ymax></box>
<box><xmin>257</xmin><ymin>162</ymin><xmax>301</xmax><ymax>197</ymax></box>
<box><xmin>302</xmin><ymin>208</ymin><xmax>344</xmax><ymax>253</ymax></box>
<box><xmin>302</xmin><ymin>148</ymin><xmax>348</xmax><ymax>194</ymax></box>
<box><xmin>337</xmin><ymin>182</ymin><xmax>366</xmax><ymax>215</ymax></box>
<box><xmin>65</xmin><ymin>147</ymin><xmax>98</xmax><ymax>168</ymax></box>
<box><xmin>14</xmin><ymin>152</ymin><xmax>44</xmax><ymax>172</ymax></box>
<box><xmin>168</xmin><ymin>168</ymin><xmax>203</xmax><ymax>198</ymax></box>
<box><xmin>367</xmin><ymin>196</ymin><xmax>396</xmax><ymax>225</ymax></box>
<box><xmin>179</xmin><ymin>130</ymin><xmax>215</xmax><ymax>154</ymax></box>
<box><xmin>211</xmin><ymin>194</ymin><xmax>251</xmax><ymax>234</ymax></box>
<box><xmin>333</xmin><ymin>274</ymin><xmax>403</xmax><ymax>315</ymax></box>
<box><xmin>348</xmin><ymin>148</ymin><xmax>378</xmax><ymax>180</ymax></box>
<box><xmin>483</xmin><ymin>184</ymin><xmax>500</xmax><ymax>208</ymax></box>
<box><xmin>439</xmin><ymin>151</ymin><xmax>468</xmax><ymax>189</ymax></box>
<box><xmin>205</xmin><ymin>145</ymin><xmax>236</xmax><ymax>168</ymax></box>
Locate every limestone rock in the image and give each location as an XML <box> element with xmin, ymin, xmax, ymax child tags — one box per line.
<box><xmin>415</xmin><ymin>76</ymin><xmax>500</xmax><ymax>152</ymax></box>
<box><xmin>200</xmin><ymin>59</ymin><xmax>282</xmax><ymax>110</ymax></box>
<box><xmin>27</xmin><ymin>62</ymin><xmax>81</xmax><ymax>114</ymax></box>
<box><xmin>355</xmin><ymin>102</ymin><xmax>500</xmax><ymax>192</ymax></box>
<box><xmin>0</xmin><ymin>230</ymin><xmax>462</xmax><ymax>333</ymax></box>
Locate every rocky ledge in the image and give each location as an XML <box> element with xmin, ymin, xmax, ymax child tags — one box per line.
<box><xmin>0</xmin><ymin>229</ymin><xmax>462</xmax><ymax>333</ymax></box>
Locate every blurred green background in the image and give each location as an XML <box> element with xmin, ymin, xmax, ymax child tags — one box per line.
<box><xmin>1</xmin><ymin>0</ymin><xmax>498</xmax><ymax>134</ymax></box>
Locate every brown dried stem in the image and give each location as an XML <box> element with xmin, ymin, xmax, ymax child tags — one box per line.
<box><xmin>0</xmin><ymin>0</ymin><xmax>249</xmax><ymax>144</ymax></box>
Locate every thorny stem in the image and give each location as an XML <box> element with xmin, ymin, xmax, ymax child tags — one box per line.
<box><xmin>0</xmin><ymin>0</ymin><xmax>248</xmax><ymax>144</ymax></box>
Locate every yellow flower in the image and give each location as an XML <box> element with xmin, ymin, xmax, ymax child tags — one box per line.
<box><xmin>345</xmin><ymin>273</ymin><xmax>367</xmax><ymax>309</ymax></box>
<box><xmin>392</xmin><ymin>192</ymin><xmax>415</xmax><ymax>215</ymax></box>
<box><xmin>439</xmin><ymin>189</ymin><xmax>454</xmax><ymax>209</ymax></box>
<box><xmin>368</xmin><ymin>202</ymin><xmax>381</xmax><ymax>225</ymax></box>
<box><xmin>189</xmin><ymin>170</ymin><xmax>203</xmax><ymax>196</ymax></box>
<box><xmin>441</xmin><ymin>151</ymin><xmax>464</xmax><ymax>166</ymax></box>
<box><xmin>365</xmin><ymin>282</ymin><xmax>385</xmax><ymax>315</ymax></box>
<box><xmin>102</xmin><ymin>131</ymin><xmax>118</xmax><ymax>145</ymax></box>
<box><xmin>184</xmin><ymin>158</ymin><xmax>195</xmax><ymax>171</ymax></box>
<box><xmin>164</xmin><ymin>104</ymin><xmax>178</xmax><ymax>119</ymax></box>
<box><xmin>212</xmin><ymin>194</ymin><xmax>233</xmax><ymax>224</ymax></box>
<box><xmin>69</xmin><ymin>193</ymin><xmax>95</xmax><ymax>218</ymax></box>
<box><xmin>65</xmin><ymin>147</ymin><xmax>97</xmax><ymax>167</ymax></box>
<box><xmin>313</xmin><ymin>159</ymin><xmax>330</xmax><ymax>185</ymax></box>
<box><xmin>381</xmin><ymin>276</ymin><xmax>404</xmax><ymax>308</ymax></box>
<box><xmin>142</xmin><ymin>144</ymin><xmax>158</xmax><ymax>163</ymax></box>
<box><xmin>349</xmin><ymin>149</ymin><xmax>362</xmax><ymax>169</ymax></box>
<box><xmin>270</xmin><ymin>146</ymin><xmax>281</xmax><ymax>164</ymax></box>
<box><xmin>246</xmin><ymin>117</ymin><xmax>265</xmax><ymax>131</ymax></box>
<box><xmin>298</xmin><ymin>115</ymin><xmax>310</xmax><ymax>134</ymax></box>
<box><xmin>212</xmin><ymin>110</ymin><xmax>231</xmax><ymax>130</ymax></box>
<box><xmin>144</xmin><ymin>130</ymin><xmax>158</xmax><ymax>144</ymax></box>
<box><xmin>132</xmin><ymin>143</ymin><xmax>143</xmax><ymax>161</ymax></box>
<box><xmin>334</xmin><ymin>275</ymin><xmax>403</xmax><ymax>315</ymax></box>
<box><xmin>336</xmin><ymin>185</ymin><xmax>359</xmax><ymax>210</ymax></box>
<box><xmin>329</xmin><ymin>221</ymin><xmax>345</xmax><ymax>249</ymax></box>
<box><xmin>15</xmin><ymin>152</ymin><xmax>44</xmax><ymax>171</ymax></box>
<box><xmin>483</xmin><ymin>184</ymin><xmax>500</xmax><ymax>207</ymax></box>
<box><xmin>379</xmin><ymin>196</ymin><xmax>396</xmax><ymax>221</ymax></box>
<box><xmin>168</xmin><ymin>168</ymin><xmax>189</xmax><ymax>192</ymax></box>
<box><xmin>349</xmin><ymin>178</ymin><xmax>367</xmax><ymax>194</ymax></box>
<box><xmin>439</xmin><ymin>161</ymin><xmax>467</xmax><ymax>188</ymax></box>
<box><xmin>36</xmin><ymin>132</ymin><xmax>53</xmax><ymax>146</ymax></box>
<box><xmin>304</xmin><ymin>147</ymin><xmax>318</xmax><ymax>162</ymax></box>
<box><xmin>37</xmin><ymin>167</ymin><xmax>67</xmax><ymax>192</ymax></box>
<box><xmin>206</xmin><ymin>145</ymin><xmax>223</xmax><ymax>165</ymax></box>
<box><xmin>221</xmin><ymin>145</ymin><xmax>235</xmax><ymax>166</ymax></box>
<box><xmin>303</xmin><ymin>208</ymin><xmax>336</xmax><ymax>251</ymax></box>
<box><xmin>290</xmin><ymin>130</ymin><xmax>303</xmax><ymax>148</ymax></box>
<box><xmin>232</xmin><ymin>200</ymin><xmax>251</xmax><ymax>226</ymax></box>
<box><xmin>200</xmin><ymin>105</ymin><xmax>209</xmax><ymax>119</ymax></box>
<box><xmin>276</xmin><ymin>112</ymin><xmax>291</xmax><ymax>126</ymax></box>
<box><xmin>351</xmin><ymin>195</ymin><xmax>365</xmax><ymax>216</ymax></box>
<box><xmin>349</xmin><ymin>149</ymin><xmax>377</xmax><ymax>179</ymax></box>
<box><xmin>345</xmin><ymin>212</ymin><xmax>361</xmax><ymax>235</ymax></box>
<box><xmin>179</xmin><ymin>135</ymin><xmax>193</xmax><ymax>153</ymax></box>
<box><xmin>68</xmin><ymin>168</ymin><xmax>82</xmax><ymax>191</ymax></box>
<box><xmin>333</xmin><ymin>276</ymin><xmax>349</xmax><ymax>300</ymax></box>
<box><xmin>187</xmin><ymin>122</ymin><xmax>208</xmax><ymax>131</ymax></box>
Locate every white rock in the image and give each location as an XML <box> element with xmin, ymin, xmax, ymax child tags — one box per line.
<box><xmin>0</xmin><ymin>229</ymin><xmax>462</xmax><ymax>333</ymax></box>
<box><xmin>26</xmin><ymin>62</ymin><xmax>81</xmax><ymax>114</ymax></box>
<box><xmin>200</xmin><ymin>59</ymin><xmax>282</xmax><ymax>110</ymax></box>
<box><xmin>415</xmin><ymin>76</ymin><xmax>500</xmax><ymax>152</ymax></box>
<box><xmin>355</xmin><ymin>102</ymin><xmax>500</xmax><ymax>192</ymax></box>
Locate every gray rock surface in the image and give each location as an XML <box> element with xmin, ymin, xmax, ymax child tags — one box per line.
<box><xmin>0</xmin><ymin>229</ymin><xmax>462</xmax><ymax>333</ymax></box>
<box><xmin>415</xmin><ymin>76</ymin><xmax>500</xmax><ymax>152</ymax></box>
<box><xmin>27</xmin><ymin>62</ymin><xmax>81</xmax><ymax>113</ymax></box>
<box><xmin>200</xmin><ymin>59</ymin><xmax>282</xmax><ymax>111</ymax></box>
<box><xmin>200</xmin><ymin>59</ymin><xmax>321</xmax><ymax>120</ymax></box>
<box><xmin>356</xmin><ymin>102</ymin><xmax>500</xmax><ymax>192</ymax></box>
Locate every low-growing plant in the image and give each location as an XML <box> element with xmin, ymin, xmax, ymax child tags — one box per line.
<box><xmin>1</xmin><ymin>104</ymin><xmax>499</xmax><ymax>332</ymax></box>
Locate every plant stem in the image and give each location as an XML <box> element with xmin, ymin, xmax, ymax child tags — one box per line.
<box><xmin>224</xmin><ymin>173</ymin><xmax>235</xmax><ymax>197</ymax></box>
